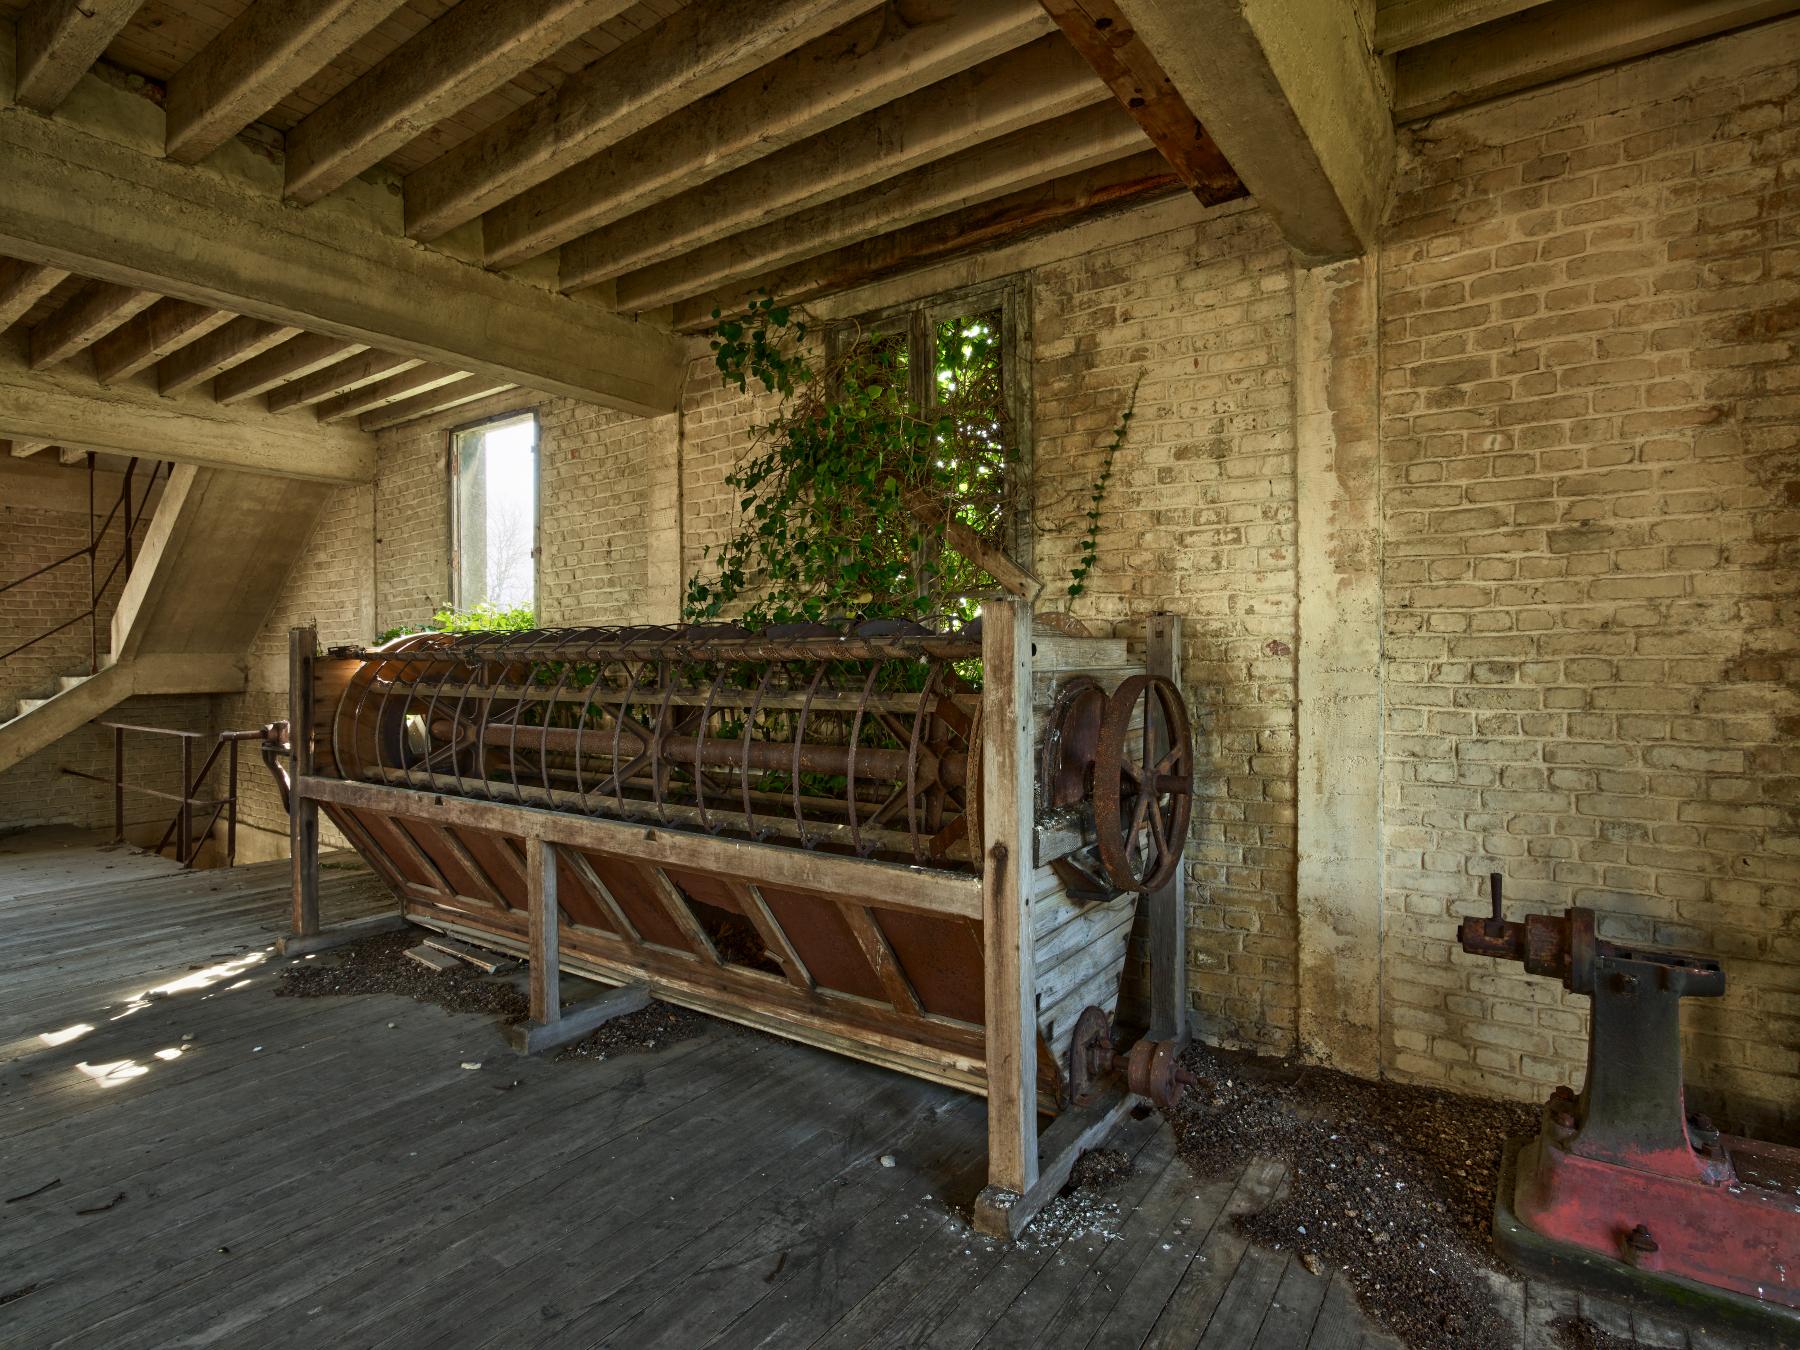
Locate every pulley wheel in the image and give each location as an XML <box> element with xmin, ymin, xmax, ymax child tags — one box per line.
<box><xmin>1094</xmin><ymin>674</ymin><xmax>1192</xmax><ymax>894</ymax></box>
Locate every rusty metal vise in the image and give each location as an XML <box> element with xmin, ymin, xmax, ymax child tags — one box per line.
<box><xmin>1461</xmin><ymin>874</ymin><xmax>1798</xmax><ymax>1338</ymax></box>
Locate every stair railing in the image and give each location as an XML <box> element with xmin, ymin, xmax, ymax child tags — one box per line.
<box><xmin>0</xmin><ymin>454</ymin><xmax>168</xmax><ymax>676</ymax></box>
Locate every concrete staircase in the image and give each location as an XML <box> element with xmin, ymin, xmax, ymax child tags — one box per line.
<box><xmin>0</xmin><ymin>462</ymin><xmax>336</xmax><ymax>773</ymax></box>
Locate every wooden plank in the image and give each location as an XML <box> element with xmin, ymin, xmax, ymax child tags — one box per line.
<box><xmin>273</xmin><ymin>910</ymin><xmax>409</xmax><ymax>955</ymax></box>
<box><xmin>673</xmin><ymin>152</ymin><xmax>1184</xmax><ymax>329</ymax></box>
<box><xmin>162</xmin><ymin>0</ymin><xmax>411</xmax><ymax>164</ymax></box>
<box><xmin>402</xmin><ymin>0</ymin><xmax>882</xmax><ymax>240</ymax></box>
<box><xmin>157</xmin><ymin>317</ymin><xmax>300</xmax><ymax>395</ymax></box>
<box><xmin>91</xmin><ymin>299</ymin><xmax>233</xmax><ymax>383</ymax></box>
<box><xmin>29</xmin><ymin>282</ymin><xmax>158</xmax><ymax>368</ymax></box>
<box><xmin>483</xmin><ymin>0</ymin><xmax>1054</xmax><ymax>268</ymax></box>
<box><xmin>615</xmin><ymin>102</ymin><xmax>1146</xmax><ymax>311</ymax></box>
<box><xmin>0</xmin><ymin>259</ymin><xmax>68</xmax><ymax>332</ymax></box>
<box><xmin>298</xmin><ymin>776</ymin><xmax>984</xmax><ymax>921</ymax></box>
<box><xmin>264</xmin><ymin>349</ymin><xmax>419</xmax><ymax>413</ymax></box>
<box><xmin>1375</xmin><ymin>0</ymin><xmax>1558</xmax><ymax>52</ymax></box>
<box><xmin>735</xmin><ymin>881</ymin><xmax>813</xmax><ymax>989</ymax></box>
<box><xmin>212</xmin><ymin>332</ymin><xmax>364</xmax><ymax>404</ymax></box>
<box><xmin>405</xmin><ymin>942</ymin><xmax>461</xmax><ymax>972</ymax></box>
<box><xmin>289</xmin><ymin>625</ymin><xmax>320</xmax><ymax>939</ymax></box>
<box><xmin>1038</xmin><ymin>0</ymin><xmax>1242</xmax><ymax>205</ymax></box>
<box><xmin>646</xmin><ymin>866</ymin><xmax>721</xmax><ymax>963</ymax></box>
<box><xmin>14</xmin><ymin>0</ymin><xmax>142</xmax><ymax>114</ymax></box>
<box><xmin>840</xmin><ymin>903</ymin><xmax>922</xmax><ymax>1014</ymax></box>
<box><xmin>508</xmin><ymin>981</ymin><xmax>650</xmax><ymax>1054</ymax></box>
<box><xmin>284</xmin><ymin>0</ymin><xmax>635</xmax><ymax>205</ymax></box>
<box><xmin>557</xmin><ymin>35</ymin><xmax>1106</xmax><ymax>291</ymax></box>
<box><xmin>973</xmin><ymin>594</ymin><xmax>1038</xmax><ymax>1233</ymax></box>
<box><xmin>562</xmin><ymin>847</ymin><xmax>642</xmax><ymax>940</ymax></box>
<box><xmin>1146</xmin><ymin>610</ymin><xmax>1188</xmax><ymax>1043</ymax></box>
<box><xmin>526</xmin><ymin>834</ymin><xmax>559</xmax><ymax>1025</ymax></box>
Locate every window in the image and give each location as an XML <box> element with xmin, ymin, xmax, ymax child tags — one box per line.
<box><xmin>450</xmin><ymin>413</ymin><xmax>538</xmax><ymax>613</ymax></box>
<box><xmin>830</xmin><ymin>278</ymin><xmax>1032</xmax><ymax>603</ymax></box>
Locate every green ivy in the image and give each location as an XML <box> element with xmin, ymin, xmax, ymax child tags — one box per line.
<box><xmin>686</xmin><ymin>297</ymin><xmax>1016</xmax><ymax>628</ymax></box>
<box><xmin>1066</xmin><ymin>371</ymin><xmax>1145</xmax><ymax>602</ymax></box>
<box><xmin>377</xmin><ymin>602</ymin><xmax>536</xmax><ymax>644</ymax></box>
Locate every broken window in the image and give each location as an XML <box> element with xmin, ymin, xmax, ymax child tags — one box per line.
<box><xmin>450</xmin><ymin>412</ymin><xmax>539</xmax><ymax>614</ymax></box>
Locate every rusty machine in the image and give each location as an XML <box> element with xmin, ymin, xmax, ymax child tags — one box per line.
<box><xmin>279</xmin><ymin>600</ymin><xmax>1196</xmax><ymax>1236</ymax></box>
<box><xmin>1462</xmin><ymin>875</ymin><xmax>1799</xmax><ymax>1340</ymax></box>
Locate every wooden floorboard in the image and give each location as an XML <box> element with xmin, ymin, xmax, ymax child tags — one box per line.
<box><xmin>0</xmin><ymin>836</ymin><xmax>1740</xmax><ymax>1350</ymax></box>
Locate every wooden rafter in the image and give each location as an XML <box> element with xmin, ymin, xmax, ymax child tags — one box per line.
<box><xmin>482</xmin><ymin>0</ymin><xmax>1055</xmax><ymax>268</ymax></box>
<box><xmin>1375</xmin><ymin>0</ymin><xmax>1559</xmax><ymax>52</ymax></box>
<box><xmin>92</xmin><ymin>300</ymin><xmax>233</xmax><ymax>383</ymax></box>
<box><xmin>613</xmin><ymin>103</ymin><xmax>1146</xmax><ymax>311</ymax></box>
<box><xmin>0</xmin><ymin>260</ymin><xmax>70</xmax><ymax>333</ymax></box>
<box><xmin>403</xmin><ymin>0</ymin><xmax>884</xmax><ymax>240</ymax></box>
<box><xmin>357</xmin><ymin>376</ymin><xmax>515</xmax><ymax>432</ymax></box>
<box><xmin>157</xmin><ymin>318</ymin><xmax>300</xmax><ymax>396</ymax></box>
<box><xmin>214</xmin><ymin>333</ymin><xmax>365</xmax><ymax>405</ymax></box>
<box><xmin>283</xmin><ymin>0</ymin><xmax>636</xmax><ymax>206</ymax></box>
<box><xmin>316</xmin><ymin>363</ymin><xmax>467</xmax><ymax>423</ymax></box>
<box><xmin>1037</xmin><ymin>0</ymin><xmax>1242</xmax><ymax>205</ymax></box>
<box><xmin>558</xmin><ymin>36</ymin><xmax>1108</xmax><ymax>293</ymax></box>
<box><xmin>163</xmin><ymin>0</ymin><xmax>411</xmax><ymax>164</ymax></box>
<box><xmin>265</xmin><ymin>350</ymin><xmax>421</xmax><ymax>414</ymax></box>
<box><xmin>674</xmin><ymin>151</ymin><xmax>1184</xmax><ymax>329</ymax></box>
<box><xmin>14</xmin><ymin>0</ymin><xmax>144</xmax><ymax>114</ymax></box>
<box><xmin>29</xmin><ymin>283</ymin><xmax>158</xmax><ymax>369</ymax></box>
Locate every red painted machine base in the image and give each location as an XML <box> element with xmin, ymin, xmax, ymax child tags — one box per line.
<box><xmin>1492</xmin><ymin>1136</ymin><xmax>1800</xmax><ymax>1347</ymax></box>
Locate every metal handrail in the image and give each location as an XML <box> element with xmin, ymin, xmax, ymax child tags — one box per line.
<box><xmin>62</xmin><ymin>722</ymin><xmax>284</xmax><ymax>868</ymax></box>
<box><xmin>0</xmin><ymin>455</ymin><xmax>167</xmax><ymax>672</ymax></box>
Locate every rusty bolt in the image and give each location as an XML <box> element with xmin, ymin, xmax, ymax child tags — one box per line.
<box><xmin>1626</xmin><ymin>1224</ymin><xmax>1658</xmax><ymax>1254</ymax></box>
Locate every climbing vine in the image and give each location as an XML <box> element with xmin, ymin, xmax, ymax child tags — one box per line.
<box><xmin>685</xmin><ymin>298</ymin><xmax>1017</xmax><ymax>628</ymax></box>
<box><xmin>1066</xmin><ymin>371</ymin><xmax>1145</xmax><ymax>601</ymax></box>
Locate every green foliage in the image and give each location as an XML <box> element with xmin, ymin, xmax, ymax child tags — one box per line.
<box><xmin>686</xmin><ymin>296</ymin><xmax>1016</xmax><ymax>628</ymax></box>
<box><xmin>377</xmin><ymin>603</ymin><xmax>536</xmax><ymax>644</ymax></box>
<box><xmin>1066</xmin><ymin>372</ymin><xmax>1145</xmax><ymax>602</ymax></box>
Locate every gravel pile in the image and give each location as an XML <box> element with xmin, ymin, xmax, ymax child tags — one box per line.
<box><xmin>1166</xmin><ymin>1041</ymin><xmax>1537</xmax><ymax>1350</ymax></box>
<box><xmin>554</xmin><ymin>1003</ymin><xmax>707</xmax><ymax>1060</ymax></box>
<box><xmin>276</xmin><ymin>932</ymin><xmax>531</xmax><ymax>1021</ymax></box>
<box><xmin>1551</xmin><ymin>1314</ymin><xmax>1650</xmax><ymax>1349</ymax></box>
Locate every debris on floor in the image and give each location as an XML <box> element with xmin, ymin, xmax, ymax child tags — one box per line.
<box><xmin>1550</xmin><ymin>1314</ymin><xmax>1653</xmax><ymax>1350</ymax></box>
<box><xmin>553</xmin><ymin>1002</ymin><xmax>707</xmax><ymax>1061</ymax></box>
<box><xmin>1068</xmin><ymin>1146</ymin><xmax>1133</xmax><ymax>1193</ymax></box>
<box><xmin>1166</xmin><ymin>1041</ymin><xmax>1537</xmax><ymax>1350</ymax></box>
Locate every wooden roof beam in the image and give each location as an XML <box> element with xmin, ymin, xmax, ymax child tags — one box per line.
<box><xmin>482</xmin><ymin>0</ymin><xmax>1055</xmax><ymax>269</ymax></box>
<box><xmin>1038</xmin><ymin>0</ymin><xmax>1241</xmax><ymax>205</ymax></box>
<box><xmin>284</xmin><ymin>0</ymin><xmax>635</xmax><ymax>206</ymax></box>
<box><xmin>560</xmin><ymin>35</ymin><xmax>1109</xmax><ymax>292</ymax></box>
<box><xmin>14</xmin><ymin>0</ymin><xmax>145</xmax><ymax>114</ymax></box>
<box><xmin>1375</xmin><ymin>0</ymin><xmax>1558</xmax><ymax>53</ymax></box>
<box><xmin>29</xmin><ymin>282</ymin><xmax>158</xmax><ymax>369</ymax></box>
<box><xmin>1393</xmin><ymin>0</ymin><xmax>1800</xmax><ymax>120</ymax></box>
<box><xmin>214</xmin><ymin>333</ymin><xmax>366</xmax><ymax>404</ymax></box>
<box><xmin>674</xmin><ymin>151</ymin><xmax>1183</xmax><ymax>330</ymax></box>
<box><xmin>164</xmin><ymin>0</ymin><xmax>411</xmax><ymax>164</ymax></box>
<box><xmin>613</xmin><ymin>103</ymin><xmax>1148</xmax><ymax>312</ymax></box>
<box><xmin>1107</xmin><ymin>0</ymin><xmax>1393</xmax><ymax>262</ymax></box>
<box><xmin>265</xmin><ymin>349</ymin><xmax>420</xmax><ymax>413</ymax></box>
<box><xmin>0</xmin><ymin>259</ymin><xmax>69</xmax><ymax>332</ymax></box>
<box><xmin>316</xmin><ymin>363</ymin><xmax>467</xmax><ymax>423</ymax></box>
<box><xmin>0</xmin><ymin>337</ymin><xmax>374</xmax><ymax>483</ymax></box>
<box><xmin>358</xmin><ymin>375</ymin><xmax>516</xmax><ymax>432</ymax></box>
<box><xmin>158</xmin><ymin>318</ymin><xmax>300</xmax><ymax>396</ymax></box>
<box><xmin>403</xmin><ymin>0</ymin><xmax>884</xmax><ymax>241</ymax></box>
<box><xmin>0</xmin><ymin>77</ymin><xmax>683</xmax><ymax>415</ymax></box>
<box><xmin>92</xmin><ymin>300</ymin><xmax>234</xmax><ymax>383</ymax></box>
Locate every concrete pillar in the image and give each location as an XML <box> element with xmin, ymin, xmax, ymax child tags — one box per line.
<box><xmin>643</xmin><ymin>413</ymin><xmax>683</xmax><ymax>624</ymax></box>
<box><xmin>1293</xmin><ymin>255</ymin><xmax>1384</xmax><ymax>1076</ymax></box>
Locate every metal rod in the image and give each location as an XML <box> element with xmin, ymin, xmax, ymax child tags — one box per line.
<box><xmin>86</xmin><ymin>451</ymin><xmax>96</xmax><ymax>676</ymax></box>
<box><xmin>122</xmin><ymin>458</ymin><xmax>136</xmax><ymax>585</ymax></box>
<box><xmin>113</xmin><ymin>725</ymin><xmax>124</xmax><ymax>844</ymax></box>
<box><xmin>180</xmin><ymin>736</ymin><xmax>193</xmax><ymax>866</ymax></box>
<box><xmin>227</xmin><ymin>739</ymin><xmax>239</xmax><ymax>867</ymax></box>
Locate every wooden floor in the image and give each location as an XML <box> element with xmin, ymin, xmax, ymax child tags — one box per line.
<box><xmin>0</xmin><ymin>834</ymin><xmax>1746</xmax><ymax>1349</ymax></box>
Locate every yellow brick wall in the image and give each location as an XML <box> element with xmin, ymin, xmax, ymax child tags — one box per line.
<box><xmin>1378</xmin><ymin>25</ymin><xmax>1799</xmax><ymax>1134</ymax></box>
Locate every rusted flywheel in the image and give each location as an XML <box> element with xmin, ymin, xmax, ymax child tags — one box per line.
<box><xmin>1067</xmin><ymin>1005</ymin><xmax>1199</xmax><ymax>1112</ymax></box>
<box><xmin>1093</xmin><ymin>674</ymin><xmax>1193</xmax><ymax>894</ymax></box>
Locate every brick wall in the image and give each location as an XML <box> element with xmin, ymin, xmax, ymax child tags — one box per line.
<box><xmin>1379</xmin><ymin>23</ymin><xmax>1800</xmax><ymax>1133</ymax></box>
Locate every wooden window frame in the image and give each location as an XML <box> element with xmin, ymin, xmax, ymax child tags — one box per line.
<box><xmin>447</xmin><ymin>409</ymin><xmax>542</xmax><ymax>614</ymax></box>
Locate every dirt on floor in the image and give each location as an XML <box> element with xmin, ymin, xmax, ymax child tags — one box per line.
<box><xmin>1550</xmin><ymin>1314</ymin><xmax>1652</xmax><ymax>1349</ymax></box>
<box><xmin>1166</xmin><ymin>1041</ymin><xmax>1539</xmax><ymax>1350</ymax></box>
<box><xmin>274</xmin><ymin>931</ymin><xmax>707</xmax><ymax>1061</ymax></box>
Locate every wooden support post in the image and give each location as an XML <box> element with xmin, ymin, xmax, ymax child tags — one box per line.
<box><xmin>973</xmin><ymin>595</ymin><xmax>1039</xmax><ymax>1238</ymax></box>
<box><xmin>1146</xmin><ymin>612</ymin><xmax>1189</xmax><ymax>1045</ymax></box>
<box><xmin>288</xmin><ymin>625</ymin><xmax>320</xmax><ymax>938</ymax></box>
<box><xmin>508</xmin><ymin>983</ymin><xmax>652</xmax><ymax>1055</ymax></box>
<box><xmin>527</xmin><ymin>833</ymin><xmax>560</xmax><ymax>1027</ymax></box>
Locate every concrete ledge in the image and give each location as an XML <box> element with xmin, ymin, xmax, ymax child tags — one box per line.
<box><xmin>508</xmin><ymin>982</ymin><xmax>652</xmax><ymax>1055</ymax></box>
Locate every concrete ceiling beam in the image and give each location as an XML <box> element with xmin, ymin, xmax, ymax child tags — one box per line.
<box><xmin>615</xmin><ymin>102</ymin><xmax>1148</xmax><ymax>312</ymax></box>
<box><xmin>283</xmin><ymin>0</ymin><xmax>635</xmax><ymax>206</ymax></box>
<box><xmin>158</xmin><ymin>318</ymin><xmax>300</xmax><ymax>396</ymax></box>
<box><xmin>92</xmin><ymin>300</ymin><xmax>234</xmax><ymax>383</ymax></box>
<box><xmin>482</xmin><ymin>0</ymin><xmax>1055</xmax><ymax>269</ymax></box>
<box><xmin>0</xmin><ymin>260</ymin><xmax>68</xmax><ymax>332</ymax></box>
<box><xmin>214</xmin><ymin>333</ymin><xmax>367</xmax><ymax>405</ymax></box>
<box><xmin>29</xmin><ymin>282</ymin><xmax>158</xmax><ymax>369</ymax></box>
<box><xmin>1394</xmin><ymin>0</ymin><xmax>1800</xmax><ymax>120</ymax></box>
<box><xmin>1111</xmin><ymin>0</ymin><xmax>1394</xmax><ymax>263</ymax></box>
<box><xmin>265</xmin><ymin>349</ymin><xmax>421</xmax><ymax>414</ymax></box>
<box><xmin>0</xmin><ymin>337</ymin><xmax>374</xmax><ymax>483</ymax></box>
<box><xmin>163</xmin><ymin>0</ymin><xmax>410</xmax><ymax>164</ymax></box>
<box><xmin>14</xmin><ymin>0</ymin><xmax>144</xmax><ymax>114</ymax></box>
<box><xmin>315</xmin><ymin>363</ymin><xmax>466</xmax><ymax>423</ymax></box>
<box><xmin>0</xmin><ymin>63</ymin><xmax>683</xmax><ymax>415</ymax></box>
<box><xmin>560</xmin><ymin>35</ymin><xmax>1110</xmax><ymax>294</ymax></box>
<box><xmin>357</xmin><ymin>375</ymin><xmax>516</xmax><ymax>431</ymax></box>
<box><xmin>1375</xmin><ymin>0</ymin><xmax>1558</xmax><ymax>53</ymax></box>
<box><xmin>402</xmin><ymin>0</ymin><xmax>884</xmax><ymax>241</ymax></box>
